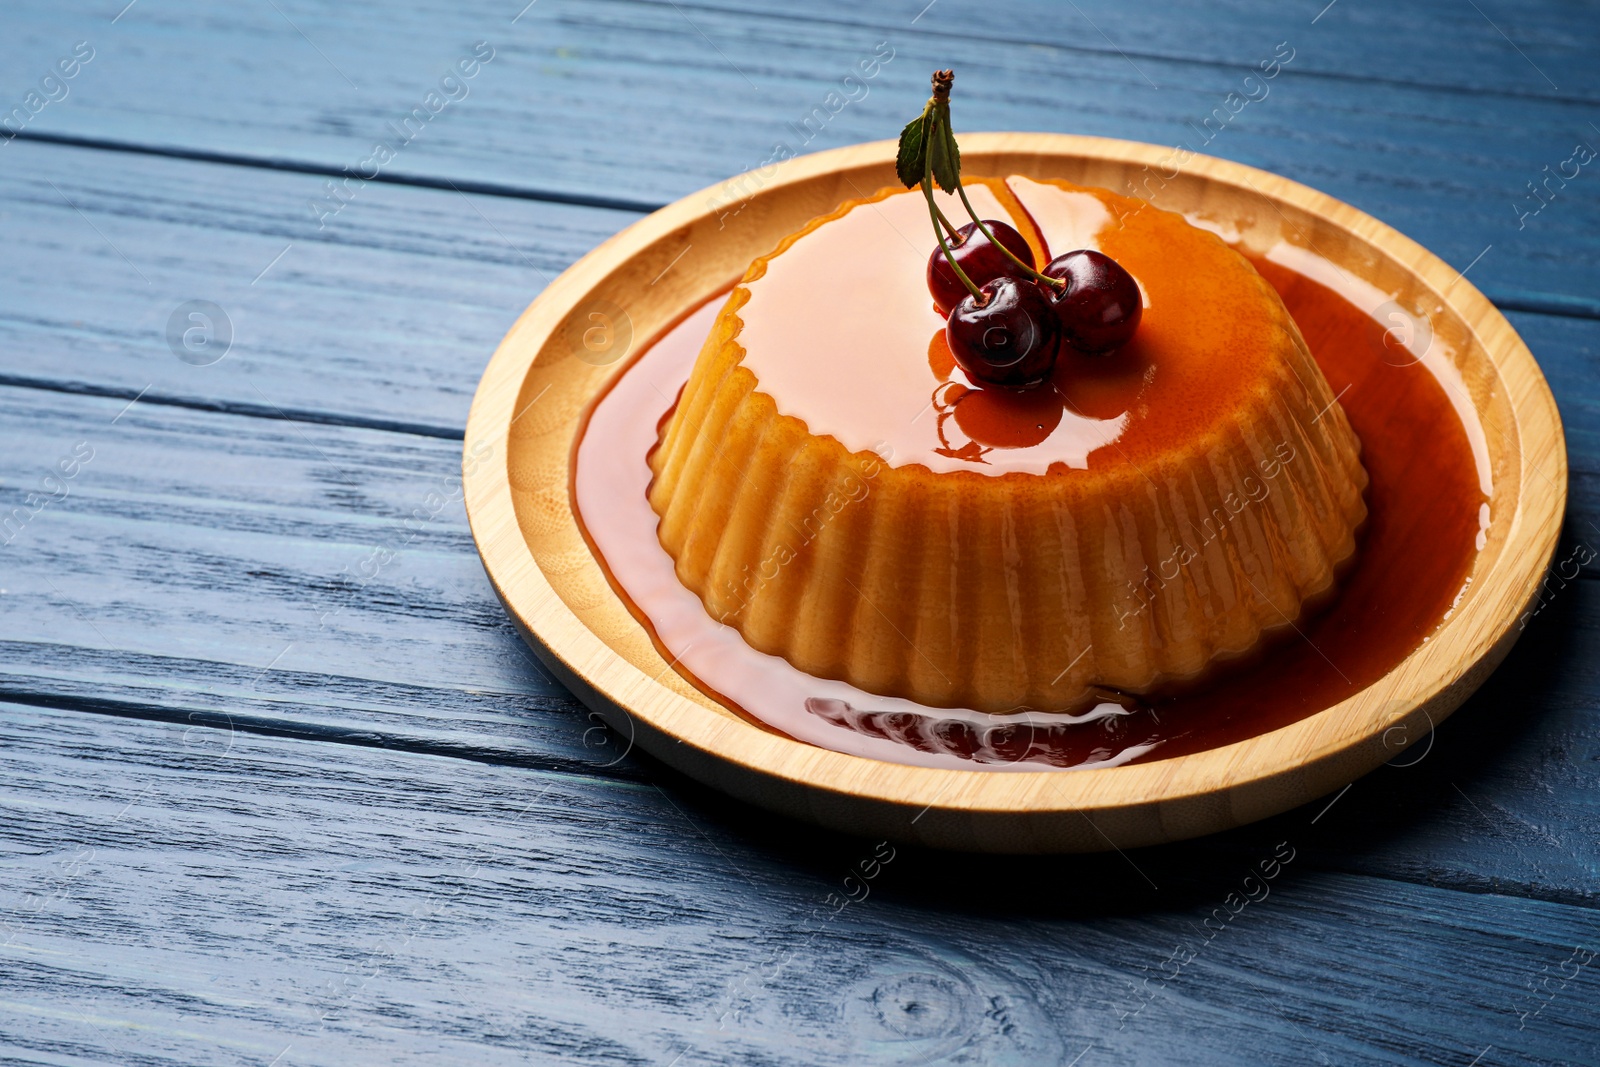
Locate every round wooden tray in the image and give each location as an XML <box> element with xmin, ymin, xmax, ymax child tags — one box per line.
<box><xmin>463</xmin><ymin>134</ymin><xmax>1566</xmax><ymax>853</ymax></box>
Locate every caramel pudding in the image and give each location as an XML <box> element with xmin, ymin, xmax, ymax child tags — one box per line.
<box><xmin>644</xmin><ymin>178</ymin><xmax>1368</xmax><ymax>714</ymax></box>
<box><xmin>572</xmin><ymin>223</ymin><xmax>1487</xmax><ymax>769</ymax></box>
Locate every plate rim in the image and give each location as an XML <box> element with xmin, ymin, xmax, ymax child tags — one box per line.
<box><xmin>463</xmin><ymin>133</ymin><xmax>1567</xmax><ymax>848</ymax></box>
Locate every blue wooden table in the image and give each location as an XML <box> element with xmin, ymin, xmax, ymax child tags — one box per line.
<box><xmin>2</xmin><ymin>2</ymin><xmax>1597</xmax><ymax>1063</ymax></box>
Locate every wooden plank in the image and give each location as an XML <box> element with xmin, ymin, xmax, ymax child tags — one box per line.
<box><xmin>0</xmin><ymin>383</ymin><xmax>619</xmax><ymax>770</ymax></box>
<box><xmin>0</xmin><ymin>139</ymin><xmax>635</xmax><ymax>435</ymax></box>
<box><xmin>4</xmin><ymin>2</ymin><xmax>1599</xmax><ymax>311</ymax></box>
<box><xmin>689</xmin><ymin>0</ymin><xmax>1597</xmax><ymax>103</ymax></box>
<box><xmin>1</xmin><ymin>701</ymin><xmax>1596</xmax><ymax>1066</ymax></box>
<box><xmin>1</xmin><ymin>383</ymin><xmax>1596</xmax><ymax>896</ymax></box>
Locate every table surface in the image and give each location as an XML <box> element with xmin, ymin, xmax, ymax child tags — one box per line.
<box><xmin>2</xmin><ymin>2</ymin><xmax>1597</xmax><ymax>1064</ymax></box>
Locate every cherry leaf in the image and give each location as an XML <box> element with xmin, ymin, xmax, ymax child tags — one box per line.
<box><xmin>896</xmin><ymin>112</ymin><xmax>929</xmax><ymax>188</ymax></box>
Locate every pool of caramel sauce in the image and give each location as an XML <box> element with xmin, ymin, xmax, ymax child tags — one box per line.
<box><xmin>571</xmin><ymin>253</ymin><xmax>1486</xmax><ymax>769</ymax></box>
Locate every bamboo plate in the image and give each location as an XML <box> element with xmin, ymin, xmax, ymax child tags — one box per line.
<box><xmin>463</xmin><ymin>134</ymin><xmax>1566</xmax><ymax>853</ymax></box>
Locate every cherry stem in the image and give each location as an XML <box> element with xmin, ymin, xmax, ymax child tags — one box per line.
<box><xmin>927</xmin><ymin>70</ymin><xmax>1063</xmax><ymax>292</ymax></box>
<box><xmin>919</xmin><ymin>103</ymin><xmax>983</xmax><ymax>302</ymax></box>
<box><xmin>953</xmin><ymin>180</ymin><xmax>1064</xmax><ymax>290</ymax></box>
<box><xmin>926</xmin><ymin>177</ymin><xmax>983</xmax><ymax>300</ymax></box>
<box><xmin>931</xmin><ymin>200</ymin><xmax>961</xmax><ymax>240</ymax></box>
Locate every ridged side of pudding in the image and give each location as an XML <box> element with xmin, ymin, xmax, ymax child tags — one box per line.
<box><xmin>647</xmin><ymin>181</ymin><xmax>1367</xmax><ymax>713</ymax></box>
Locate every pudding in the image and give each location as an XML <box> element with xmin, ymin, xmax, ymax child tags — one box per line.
<box><xmin>645</xmin><ymin>177</ymin><xmax>1368</xmax><ymax>714</ymax></box>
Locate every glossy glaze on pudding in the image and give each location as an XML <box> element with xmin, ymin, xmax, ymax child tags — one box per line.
<box><xmin>645</xmin><ymin>177</ymin><xmax>1368</xmax><ymax>714</ymax></box>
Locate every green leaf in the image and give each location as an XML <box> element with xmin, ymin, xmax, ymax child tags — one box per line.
<box><xmin>895</xmin><ymin>112</ymin><xmax>928</xmax><ymax>188</ymax></box>
<box><xmin>929</xmin><ymin>105</ymin><xmax>961</xmax><ymax>193</ymax></box>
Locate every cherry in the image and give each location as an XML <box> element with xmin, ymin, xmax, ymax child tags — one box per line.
<box><xmin>1042</xmin><ymin>249</ymin><xmax>1142</xmax><ymax>354</ymax></box>
<box><xmin>926</xmin><ymin>221</ymin><xmax>1035</xmax><ymax>315</ymax></box>
<box><xmin>945</xmin><ymin>276</ymin><xmax>1061</xmax><ymax>387</ymax></box>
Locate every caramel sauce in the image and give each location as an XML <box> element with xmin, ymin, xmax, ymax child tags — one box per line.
<box><xmin>571</xmin><ymin>191</ymin><xmax>1487</xmax><ymax>771</ymax></box>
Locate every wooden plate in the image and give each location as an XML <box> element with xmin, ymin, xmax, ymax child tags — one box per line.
<box><xmin>463</xmin><ymin>134</ymin><xmax>1566</xmax><ymax>853</ymax></box>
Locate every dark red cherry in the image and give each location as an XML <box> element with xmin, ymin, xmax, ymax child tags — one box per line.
<box><xmin>927</xmin><ymin>221</ymin><xmax>1034</xmax><ymax>315</ymax></box>
<box><xmin>1042</xmin><ymin>249</ymin><xmax>1142</xmax><ymax>354</ymax></box>
<box><xmin>945</xmin><ymin>276</ymin><xmax>1061</xmax><ymax>388</ymax></box>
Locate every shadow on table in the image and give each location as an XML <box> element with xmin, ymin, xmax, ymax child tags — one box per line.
<box><xmin>630</xmin><ymin>577</ymin><xmax>1591</xmax><ymax>920</ymax></box>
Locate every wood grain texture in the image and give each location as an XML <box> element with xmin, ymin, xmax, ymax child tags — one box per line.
<box><xmin>694</xmin><ymin>0</ymin><xmax>1598</xmax><ymax>102</ymax></box>
<box><xmin>468</xmin><ymin>134</ymin><xmax>1566</xmax><ymax>851</ymax></box>
<box><xmin>2</xmin><ymin>701</ymin><xmax>1597</xmax><ymax>1067</ymax></box>
<box><xmin>0</xmin><ymin>384</ymin><xmax>610</xmax><ymax>766</ymax></box>
<box><xmin>2</xmin><ymin>0</ymin><xmax>1598</xmax><ymax>313</ymax></box>
<box><xmin>0</xmin><ymin>381</ymin><xmax>1594</xmax><ymax>893</ymax></box>
<box><xmin>0</xmin><ymin>139</ymin><xmax>635</xmax><ymax>434</ymax></box>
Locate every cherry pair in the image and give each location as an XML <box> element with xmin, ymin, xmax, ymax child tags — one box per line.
<box><xmin>928</xmin><ymin>221</ymin><xmax>1142</xmax><ymax>388</ymax></box>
